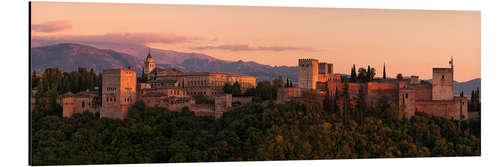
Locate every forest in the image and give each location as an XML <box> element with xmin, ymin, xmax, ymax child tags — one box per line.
<box><xmin>30</xmin><ymin>68</ymin><xmax>481</xmax><ymax>165</ymax></box>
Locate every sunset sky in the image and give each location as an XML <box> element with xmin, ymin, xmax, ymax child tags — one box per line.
<box><xmin>31</xmin><ymin>2</ymin><xmax>480</xmax><ymax>81</ymax></box>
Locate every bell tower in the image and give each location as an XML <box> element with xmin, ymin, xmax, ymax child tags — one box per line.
<box><xmin>144</xmin><ymin>48</ymin><xmax>155</xmax><ymax>74</ymax></box>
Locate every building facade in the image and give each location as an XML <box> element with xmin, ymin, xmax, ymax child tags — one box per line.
<box><xmin>143</xmin><ymin>53</ymin><xmax>256</xmax><ymax>98</ymax></box>
<box><xmin>284</xmin><ymin>58</ymin><xmax>468</xmax><ymax>120</ymax></box>
<box><xmin>144</xmin><ymin>50</ymin><xmax>156</xmax><ymax>75</ymax></box>
<box><xmin>62</xmin><ymin>90</ymin><xmax>101</xmax><ymax>118</ymax></box>
<box><xmin>101</xmin><ymin>69</ymin><xmax>137</xmax><ymax>120</ymax></box>
<box><xmin>298</xmin><ymin>59</ymin><xmax>319</xmax><ymax>89</ymax></box>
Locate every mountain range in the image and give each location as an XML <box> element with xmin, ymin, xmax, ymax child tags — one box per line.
<box><xmin>31</xmin><ymin>43</ymin><xmax>298</xmax><ymax>82</ymax></box>
<box><xmin>30</xmin><ymin>42</ymin><xmax>480</xmax><ymax>96</ymax></box>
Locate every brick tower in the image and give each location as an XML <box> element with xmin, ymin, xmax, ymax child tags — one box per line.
<box><xmin>101</xmin><ymin>69</ymin><xmax>137</xmax><ymax>120</ymax></box>
<box><xmin>298</xmin><ymin>58</ymin><xmax>319</xmax><ymax>89</ymax></box>
<box><xmin>431</xmin><ymin>59</ymin><xmax>454</xmax><ymax>100</ymax></box>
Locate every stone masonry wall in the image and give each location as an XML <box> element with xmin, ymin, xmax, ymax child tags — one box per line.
<box><xmin>432</xmin><ymin>68</ymin><xmax>454</xmax><ymax>100</ymax></box>
<box><xmin>298</xmin><ymin>59</ymin><xmax>319</xmax><ymax>90</ymax></box>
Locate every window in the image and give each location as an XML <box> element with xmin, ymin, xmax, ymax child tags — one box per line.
<box><xmin>442</xmin><ymin>75</ymin><xmax>445</xmax><ymax>79</ymax></box>
<box><xmin>405</xmin><ymin>94</ymin><xmax>408</xmax><ymax>98</ymax></box>
<box><xmin>82</xmin><ymin>101</ymin><xmax>85</xmax><ymax>108</ymax></box>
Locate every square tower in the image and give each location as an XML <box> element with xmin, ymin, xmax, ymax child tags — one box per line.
<box><xmin>101</xmin><ymin>69</ymin><xmax>137</xmax><ymax>120</ymax></box>
<box><xmin>399</xmin><ymin>87</ymin><xmax>416</xmax><ymax>119</ymax></box>
<box><xmin>432</xmin><ymin>68</ymin><xmax>454</xmax><ymax>100</ymax></box>
<box><xmin>298</xmin><ymin>59</ymin><xmax>319</xmax><ymax>90</ymax></box>
<box><xmin>327</xmin><ymin>64</ymin><xmax>333</xmax><ymax>75</ymax></box>
<box><xmin>318</xmin><ymin>63</ymin><xmax>327</xmax><ymax>74</ymax></box>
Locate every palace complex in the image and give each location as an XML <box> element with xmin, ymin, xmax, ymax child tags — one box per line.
<box><xmin>59</xmin><ymin>51</ymin><xmax>468</xmax><ymax>120</ymax></box>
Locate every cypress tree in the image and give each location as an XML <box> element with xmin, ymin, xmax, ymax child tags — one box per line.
<box><xmin>350</xmin><ymin>64</ymin><xmax>357</xmax><ymax>82</ymax></box>
<box><xmin>367</xmin><ymin>65</ymin><xmax>371</xmax><ymax>81</ymax></box>
<box><xmin>383</xmin><ymin>63</ymin><xmax>387</xmax><ymax>80</ymax></box>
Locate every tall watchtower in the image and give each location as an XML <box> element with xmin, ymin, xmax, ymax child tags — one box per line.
<box><xmin>144</xmin><ymin>49</ymin><xmax>155</xmax><ymax>74</ymax></box>
<box><xmin>298</xmin><ymin>58</ymin><xmax>319</xmax><ymax>89</ymax></box>
<box><xmin>101</xmin><ymin>69</ymin><xmax>137</xmax><ymax>120</ymax></box>
<box><xmin>432</xmin><ymin>68</ymin><xmax>454</xmax><ymax>100</ymax></box>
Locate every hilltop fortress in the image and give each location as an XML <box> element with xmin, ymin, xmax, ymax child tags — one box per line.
<box><xmin>279</xmin><ymin>58</ymin><xmax>468</xmax><ymax>120</ymax></box>
<box><xmin>61</xmin><ymin>51</ymin><xmax>468</xmax><ymax>120</ymax></box>
<box><xmin>62</xmin><ymin>51</ymin><xmax>256</xmax><ymax>119</ymax></box>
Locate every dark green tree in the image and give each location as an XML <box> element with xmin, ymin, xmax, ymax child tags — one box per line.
<box><xmin>368</xmin><ymin>66</ymin><xmax>376</xmax><ymax>81</ymax></box>
<box><xmin>272</xmin><ymin>76</ymin><xmax>284</xmax><ymax>88</ymax></box>
<box><xmin>397</xmin><ymin>73</ymin><xmax>403</xmax><ymax>80</ymax></box>
<box><xmin>223</xmin><ymin>83</ymin><xmax>232</xmax><ymax>94</ymax></box>
<box><xmin>350</xmin><ymin>64</ymin><xmax>357</xmax><ymax>82</ymax></box>
<box><xmin>256</xmin><ymin>81</ymin><xmax>273</xmax><ymax>100</ymax></box>
<box><xmin>383</xmin><ymin>63</ymin><xmax>387</xmax><ymax>80</ymax></box>
<box><xmin>357</xmin><ymin>67</ymin><xmax>368</xmax><ymax>82</ymax></box>
<box><xmin>232</xmin><ymin>82</ymin><xmax>242</xmax><ymax>97</ymax></box>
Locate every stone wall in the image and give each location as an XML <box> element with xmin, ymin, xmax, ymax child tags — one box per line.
<box><xmin>101</xmin><ymin>69</ymin><xmax>136</xmax><ymax>120</ymax></box>
<box><xmin>276</xmin><ymin>87</ymin><xmax>303</xmax><ymax>103</ymax></box>
<box><xmin>156</xmin><ymin>72</ymin><xmax>256</xmax><ymax>98</ymax></box>
<box><xmin>62</xmin><ymin>94</ymin><xmax>75</xmax><ymax>118</ymax></box>
<box><xmin>432</xmin><ymin>68</ymin><xmax>454</xmax><ymax>100</ymax></box>
<box><xmin>62</xmin><ymin>91</ymin><xmax>101</xmax><ymax>118</ymax></box>
<box><xmin>215</xmin><ymin>94</ymin><xmax>232</xmax><ymax>113</ymax></box>
<box><xmin>413</xmin><ymin>83</ymin><xmax>432</xmax><ymax>101</ymax></box>
<box><xmin>367</xmin><ymin>80</ymin><xmax>399</xmax><ymax>105</ymax></box>
<box><xmin>415</xmin><ymin>97</ymin><xmax>468</xmax><ymax>120</ymax></box>
<box><xmin>190</xmin><ymin>104</ymin><xmax>218</xmax><ymax>118</ymax></box>
<box><xmin>399</xmin><ymin>88</ymin><xmax>416</xmax><ymax>118</ymax></box>
<box><xmin>233</xmin><ymin>97</ymin><xmax>253</xmax><ymax>105</ymax></box>
<box><xmin>298</xmin><ymin>59</ymin><xmax>319</xmax><ymax>89</ymax></box>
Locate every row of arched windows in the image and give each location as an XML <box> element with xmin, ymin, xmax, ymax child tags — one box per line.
<box><xmin>106</xmin><ymin>87</ymin><xmax>117</xmax><ymax>91</ymax></box>
<box><xmin>169</xmin><ymin>89</ymin><xmax>181</xmax><ymax>96</ymax></box>
<box><xmin>125</xmin><ymin>97</ymin><xmax>132</xmax><ymax>103</ymax></box>
<box><xmin>106</xmin><ymin>97</ymin><xmax>116</xmax><ymax>102</ymax></box>
<box><xmin>189</xmin><ymin>91</ymin><xmax>207</xmax><ymax>96</ymax></box>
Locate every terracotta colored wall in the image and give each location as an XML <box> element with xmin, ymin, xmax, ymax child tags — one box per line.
<box><xmin>432</xmin><ymin>68</ymin><xmax>454</xmax><ymax>100</ymax></box>
<box><xmin>101</xmin><ymin>69</ymin><xmax>136</xmax><ymax>120</ymax></box>
<box><xmin>415</xmin><ymin>98</ymin><xmax>467</xmax><ymax>120</ymax></box>
<box><xmin>276</xmin><ymin>87</ymin><xmax>302</xmax><ymax>103</ymax></box>
<box><xmin>62</xmin><ymin>96</ymin><xmax>74</xmax><ymax>118</ymax></box>
<box><xmin>414</xmin><ymin>83</ymin><xmax>432</xmax><ymax>101</ymax></box>
<box><xmin>367</xmin><ymin>81</ymin><xmax>399</xmax><ymax>104</ymax></box>
<box><xmin>399</xmin><ymin>88</ymin><xmax>416</xmax><ymax>118</ymax></box>
<box><xmin>298</xmin><ymin>59</ymin><xmax>319</xmax><ymax>89</ymax></box>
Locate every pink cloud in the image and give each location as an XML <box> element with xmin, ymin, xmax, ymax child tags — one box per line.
<box><xmin>189</xmin><ymin>44</ymin><xmax>319</xmax><ymax>52</ymax></box>
<box><xmin>31</xmin><ymin>32</ymin><xmax>198</xmax><ymax>46</ymax></box>
<box><xmin>32</xmin><ymin>20</ymin><xmax>72</xmax><ymax>33</ymax></box>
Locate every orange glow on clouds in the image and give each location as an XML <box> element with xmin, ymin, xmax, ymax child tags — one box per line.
<box><xmin>31</xmin><ymin>2</ymin><xmax>480</xmax><ymax>81</ymax></box>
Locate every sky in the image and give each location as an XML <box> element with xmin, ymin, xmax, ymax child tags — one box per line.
<box><xmin>30</xmin><ymin>2</ymin><xmax>480</xmax><ymax>81</ymax></box>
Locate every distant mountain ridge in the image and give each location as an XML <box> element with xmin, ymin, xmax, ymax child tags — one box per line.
<box><xmin>31</xmin><ymin>43</ymin><xmax>480</xmax><ymax>95</ymax></box>
<box><xmin>31</xmin><ymin>43</ymin><xmax>142</xmax><ymax>73</ymax></box>
<box><xmin>31</xmin><ymin>43</ymin><xmax>298</xmax><ymax>81</ymax></box>
<box><xmin>423</xmin><ymin>79</ymin><xmax>481</xmax><ymax>96</ymax></box>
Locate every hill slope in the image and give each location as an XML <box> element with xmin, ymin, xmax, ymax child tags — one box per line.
<box><xmin>31</xmin><ymin>43</ymin><xmax>479</xmax><ymax>93</ymax></box>
<box><xmin>31</xmin><ymin>43</ymin><xmax>142</xmax><ymax>72</ymax></box>
<box><xmin>31</xmin><ymin>43</ymin><xmax>297</xmax><ymax>81</ymax></box>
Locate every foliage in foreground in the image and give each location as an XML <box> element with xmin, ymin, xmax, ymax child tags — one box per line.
<box><xmin>31</xmin><ymin>98</ymin><xmax>480</xmax><ymax>165</ymax></box>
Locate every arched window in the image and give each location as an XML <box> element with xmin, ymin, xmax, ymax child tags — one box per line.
<box><xmin>82</xmin><ymin>101</ymin><xmax>85</xmax><ymax>108</ymax></box>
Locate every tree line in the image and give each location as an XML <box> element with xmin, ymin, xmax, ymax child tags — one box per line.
<box><xmin>31</xmin><ymin>68</ymin><xmax>480</xmax><ymax>165</ymax></box>
<box><xmin>32</xmin><ymin>67</ymin><xmax>102</xmax><ymax>116</ymax></box>
<box><xmin>31</xmin><ymin>90</ymin><xmax>480</xmax><ymax>165</ymax></box>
